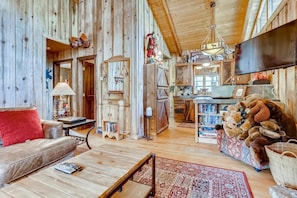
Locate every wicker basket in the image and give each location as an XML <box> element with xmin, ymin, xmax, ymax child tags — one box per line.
<box><xmin>265</xmin><ymin>139</ymin><xmax>297</xmax><ymax>189</ymax></box>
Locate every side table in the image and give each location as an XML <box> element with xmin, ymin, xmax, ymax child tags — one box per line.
<box><xmin>62</xmin><ymin>119</ymin><xmax>96</xmax><ymax>149</ymax></box>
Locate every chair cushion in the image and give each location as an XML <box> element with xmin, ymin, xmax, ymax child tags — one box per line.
<box><xmin>0</xmin><ymin>108</ymin><xmax>44</xmax><ymax>146</ymax></box>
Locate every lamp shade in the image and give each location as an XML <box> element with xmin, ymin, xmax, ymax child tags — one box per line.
<box><xmin>51</xmin><ymin>82</ymin><xmax>76</xmax><ymax>96</ymax></box>
<box><xmin>200</xmin><ymin>1</ymin><xmax>227</xmax><ymax>56</ymax></box>
<box><xmin>201</xmin><ymin>41</ymin><xmax>225</xmax><ymax>55</ymax></box>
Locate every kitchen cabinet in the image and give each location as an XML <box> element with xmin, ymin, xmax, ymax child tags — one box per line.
<box><xmin>221</xmin><ymin>60</ymin><xmax>250</xmax><ymax>85</ymax></box>
<box><xmin>173</xmin><ymin>97</ymin><xmax>195</xmax><ymax>123</ymax></box>
<box><xmin>185</xmin><ymin>99</ymin><xmax>195</xmax><ymax>122</ymax></box>
<box><xmin>175</xmin><ymin>60</ymin><xmax>250</xmax><ymax>87</ymax></box>
<box><xmin>144</xmin><ymin>63</ymin><xmax>169</xmax><ymax>135</ymax></box>
<box><xmin>174</xmin><ymin>98</ymin><xmax>185</xmax><ymax>122</ymax></box>
<box><xmin>175</xmin><ymin>63</ymin><xmax>192</xmax><ymax>86</ymax></box>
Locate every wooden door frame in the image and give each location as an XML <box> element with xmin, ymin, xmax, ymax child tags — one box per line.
<box><xmin>77</xmin><ymin>55</ymin><xmax>97</xmax><ymax>120</ymax></box>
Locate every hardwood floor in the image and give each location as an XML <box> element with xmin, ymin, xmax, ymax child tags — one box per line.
<box><xmin>80</xmin><ymin>118</ymin><xmax>276</xmax><ymax>198</ymax></box>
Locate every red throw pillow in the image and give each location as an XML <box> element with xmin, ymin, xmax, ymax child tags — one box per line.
<box><xmin>0</xmin><ymin>108</ymin><xmax>44</xmax><ymax>146</ymax></box>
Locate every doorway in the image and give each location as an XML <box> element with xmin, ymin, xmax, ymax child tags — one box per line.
<box><xmin>82</xmin><ymin>59</ymin><xmax>95</xmax><ymax>119</ymax></box>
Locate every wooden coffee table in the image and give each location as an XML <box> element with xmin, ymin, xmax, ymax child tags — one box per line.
<box><xmin>0</xmin><ymin>144</ymin><xmax>155</xmax><ymax>198</ymax></box>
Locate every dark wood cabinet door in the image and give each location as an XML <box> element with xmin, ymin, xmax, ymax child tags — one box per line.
<box><xmin>156</xmin><ymin>99</ymin><xmax>169</xmax><ymax>133</ymax></box>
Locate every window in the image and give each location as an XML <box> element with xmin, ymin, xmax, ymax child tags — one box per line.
<box><xmin>252</xmin><ymin>0</ymin><xmax>282</xmax><ymax>36</ymax></box>
<box><xmin>258</xmin><ymin>1</ymin><xmax>267</xmax><ymax>31</ymax></box>
<box><xmin>268</xmin><ymin>0</ymin><xmax>282</xmax><ymax>18</ymax></box>
<box><xmin>193</xmin><ymin>63</ymin><xmax>220</xmax><ymax>95</ymax></box>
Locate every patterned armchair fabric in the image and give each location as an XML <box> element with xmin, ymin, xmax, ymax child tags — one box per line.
<box><xmin>217</xmin><ymin>129</ymin><xmax>269</xmax><ymax>171</ymax></box>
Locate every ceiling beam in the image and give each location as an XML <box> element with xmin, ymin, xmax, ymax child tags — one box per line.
<box><xmin>162</xmin><ymin>0</ymin><xmax>182</xmax><ymax>55</ymax></box>
<box><xmin>148</xmin><ymin>0</ymin><xmax>182</xmax><ymax>55</ymax></box>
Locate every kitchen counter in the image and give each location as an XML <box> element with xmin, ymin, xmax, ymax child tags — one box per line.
<box><xmin>173</xmin><ymin>95</ymin><xmax>197</xmax><ymax>99</ymax></box>
<box><xmin>193</xmin><ymin>96</ymin><xmax>241</xmax><ymax>104</ymax></box>
<box><xmin>174</xmin><ymin>95</ymin><xmax>241</xmax><ymax>104</ymax></box>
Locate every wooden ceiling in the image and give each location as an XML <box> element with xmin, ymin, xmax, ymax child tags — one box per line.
<box><xmin>148</xmin><ymin>0</ymin><xmax>260</xmax><ymax>56</ymax></box>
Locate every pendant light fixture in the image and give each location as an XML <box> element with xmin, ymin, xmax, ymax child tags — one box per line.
<box><xmin>201</xmin><ymin>0</ymin><xmax>226</xmax><ymax>55</ymax></box>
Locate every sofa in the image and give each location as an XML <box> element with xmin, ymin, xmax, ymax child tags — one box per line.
<box><xmin>217</xmin><ymin>129</ymin><xmax>269</xmax><ymax>171</ymax></box>
<box><xmin>0</xmin><ymin>107</ymin><xmax>77</xmax><ymax>186</ymax></box>
<box><xmin>216</xmin><ymin>96</ymin><xmax>297</xmax><ymax>171</ymax></box>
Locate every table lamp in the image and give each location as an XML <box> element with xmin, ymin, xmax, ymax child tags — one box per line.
<box><xmin>51</xmin><ymin>82</ymin><xmax>76</xmax><ymax>119</ymax></box>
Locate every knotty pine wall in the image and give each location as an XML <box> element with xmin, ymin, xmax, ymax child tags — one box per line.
<box><xmin>0</xmin><ymin>0</ymin><xmax>171</xmax><ymax>139</ymax></box>
<box><xmin>261</xmin><ymin>0</ymin><xmax>297</xmax><ymax>123</ymax></box>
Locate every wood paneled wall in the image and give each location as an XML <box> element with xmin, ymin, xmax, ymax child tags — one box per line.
<box><xmin>0</xmin><ymin>0</ymin><xmax>170</xmax><ymax>138</ymax></box>
<box><xmin>262</xmin><ymin>0</ymin><xmax>297</xmax><ymax>122</ymax></box>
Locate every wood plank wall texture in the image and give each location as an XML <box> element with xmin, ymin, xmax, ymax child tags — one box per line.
<box><xmin>265</xmin><ymin>0</ymin><xmax>297</xmax><ymax>122</ymax></box>
<box><xmin>0</xmin><ymin>0</ymin><xmax>296</xmax><ymax>138</ymax></box>
<box><xmin>0</xmin><ymin>0</ymin><xmax>173</xmax><ymax>138</ymax></box>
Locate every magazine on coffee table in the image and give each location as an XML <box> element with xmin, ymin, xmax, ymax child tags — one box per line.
<box><xmin>54</xmin><ymin>162</ymin><xmax>83</xmax><ymax>174</ymax></box>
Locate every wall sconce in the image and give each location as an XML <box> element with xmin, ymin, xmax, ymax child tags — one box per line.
<box><xmin>51</xmin><ymin>82</ymin><xmax>76</xmax><ymax>119</ymax></box>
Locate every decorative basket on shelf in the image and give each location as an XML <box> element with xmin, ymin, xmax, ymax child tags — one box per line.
<box><xmin>265</xmin><ymin>139</ymin><xmax>297</xmax><ymax>189</ymax></box>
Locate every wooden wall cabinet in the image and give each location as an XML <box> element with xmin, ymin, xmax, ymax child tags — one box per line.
<box><xmin>220</xmin><ymin>60</ymin><xmax>232</xmax><ymax>85</ymax></box>
<box><xmin>175</xmin><ymin>63</ymin><xmax>193</xmax><ymax>86</ymax></box>
<box><xmin>101</xmin><ymin>56</ymin><xmax>130</xmax><ymax>140</ymax></box>
<box><xmin>101</xmin><ymin>100</ymin><xmax>119</xmax><ymax>123</ymax></box>
<box><xmin>144</xmin><ymin>63</ymin><xmax>169</xmax><ymax>135</ymax></box>
<box><xmin>221</xmin><ymin>60</ymin><xmax>250</xmax><ymax>85</ymax></box>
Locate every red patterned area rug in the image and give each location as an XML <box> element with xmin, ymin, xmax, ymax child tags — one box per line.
<box><xmin>133</xmin><ymin>157</ymin><xmax>254</xmax><ymax>198</ymax></box>
<box><xmin>176</xmin><ymin>122</ymin><xmax>195</xmax><ymax>129</ymax></box>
